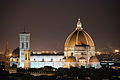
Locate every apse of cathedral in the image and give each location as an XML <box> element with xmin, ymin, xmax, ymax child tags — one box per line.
<box><xmin>10</xmin><ymin>19</ymin><xmax>101</xmax><ymax>69</ymax></box>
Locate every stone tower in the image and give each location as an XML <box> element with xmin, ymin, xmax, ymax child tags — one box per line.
<box><xmin>24</xmin><ymin>50</ymin><xmax>30</xmax><ymax>69</ymax></box>
<box><xmin>19</xmin><ymin>32</ymin><xmax>30</xmax><ymax>68</ymax></box>
<box><xmin>4</xmin><ymin>42</ymin><xmax>11</xmax><ymax>70</ymax></box>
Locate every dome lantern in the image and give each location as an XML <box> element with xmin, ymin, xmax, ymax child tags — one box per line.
<box><xmin>76</xmin><ymin>18</ymin><xmax>83</xmax><ymax>30</ymax></box>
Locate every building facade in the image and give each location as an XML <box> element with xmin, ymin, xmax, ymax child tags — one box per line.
<box><xmin>19</xmin><ymin>32</ymin><xmax>30</xmax><ymax>68</ymax></box>
<box><xmin>10</xmin><ymin>19</ymin><xmax>101</xmax><ymax>69</ymax></box>
<box><xmin>64</xmin><ymin>19</ymin><xmax>100</xmax><ymax>68</ymax></box>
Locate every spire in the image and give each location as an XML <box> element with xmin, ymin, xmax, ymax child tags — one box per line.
<box><xmin>24</xmin><ymin>26</ymin><xmax>26</xmax><ymax>32</ymax></box>
<box><xmin>21</xmin><ymin>26</ymin><xmax>29</xmax><ymax>34</ymax></box>
<box><xmin>4</xmin><ymin>41</ymin><xmax>11</xmax><ymax>70</ymax></box>
<box><xmin>76</xmin><ymin>18</ymin><xmax>83</xmax><ymax>30</ymax></box>
<box><xmin>5</xmin><ymin>41</ymin><xmax>8</xmax><ymax>50</ymax></box>
<box><xmin>4</xmin><ymin>41</ymin><xmax>10</xmax><ymax>57</ymax></box>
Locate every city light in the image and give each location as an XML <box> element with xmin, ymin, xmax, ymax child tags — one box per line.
<box><xmin>115</xmin><ymin>50</ymin><xmax>119</xmax><ymax>53</ymax></box>
<box><xmin>9</xmin><ymin>53</ymin><xmax>12</xmax><ymax>57</ymax></box>
<box><xmin>96</xmin><ymin>51</ymin><xmax>101</xmax><ymax>55</ymax></box>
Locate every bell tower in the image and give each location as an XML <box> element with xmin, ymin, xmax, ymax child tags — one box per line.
<box><xmin>19</xmin><ymin>31</ymin><xmax>30</xmax><ymax>68</ymax></box>
<box><xmin>24</xmin><ymin>50</ymin><xmax>30</xmax><ymax>69</ymax></box>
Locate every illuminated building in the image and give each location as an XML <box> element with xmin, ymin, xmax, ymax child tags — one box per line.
<box><xmin>10</xmin><ymin>18</ymin><xmax>101</xmax><ymax>68</ymax></box>
<box><xmin>19</xmin><ymin>32</ymin><xmax>30</xmax><ymax>68</ymax></box>
<box><xmin>64</xmin><ymin>18</ymin><xmax>100</xmax><ymax>68</ymax></box>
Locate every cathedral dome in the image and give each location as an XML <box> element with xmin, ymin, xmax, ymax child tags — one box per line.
<box><xmin>65</xmin><ymin>56</ymin><xmax>76</xmax><ymax>62</ymax></box>
<box><xmin>89</xmin><ymin>56</ymin><xmax>99</xmax><ymax>62</ymax></box>
<box><xmin>65</xmin><ymin>19</ymin><xmax>94</xmax><ymax>50</ymax></box>
<box><xmin>12</xmin><ymin>47</ymin><xmax>20</xmax><ymax>57</ymax></box>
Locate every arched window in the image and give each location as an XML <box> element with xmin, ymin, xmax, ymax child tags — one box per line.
<box><xmin>51</xmin><ymin>59</ymin><xmax>53</xmax><ymax>62</ymax></box>
<box><xmin>17</xmin><ymin>58</ymin><xmax>19</xmax><ymax>62</ymax></box>
<box><xmin>34</xmin><ymin>58</ymin><xmax>36</xmax><ymax>61</ymax></box>
<box><xmin>25</xmin><ymin>54</ymin><xmax>27</xmax><ymax>60</ymax></box>
<box><xmin>22</xmin><ymin>42</ymin><xmax>24</xmax><ymax>49</ymax></box>
<box><xmin>60</xmin><ymin>59</ymin><xmax>61</xmax><ymax>61</ymax></box>
<box><xmin>42</xmin><ymin>59</ymin><xmax>44</xmax><ymax>62</ymax></box>
<box><xmin>11</xmin><ymin>58</ymin><xmax>13</xmax><ymax>61</ymax></box>
<box><xmin>26</xmin><ymin>42</ymin><xmax>28</xmax><ymax>48</ymax></box>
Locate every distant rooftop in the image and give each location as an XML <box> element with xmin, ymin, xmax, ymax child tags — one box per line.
<box><xmin>31</xmin><ymin>53</ymin><xmax>64</xmax><ymax>56</ymax></box>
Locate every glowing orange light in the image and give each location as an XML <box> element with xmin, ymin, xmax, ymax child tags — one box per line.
<box><xmin>115</xmin><ymin>50</ymin><xmax>119</xmax><ymax>53</ymax></box>
<box><xmin>96</xmin><ymin>51</ymin><xmax>101</xmax><ymax>55</ymax></box>
<box><xmin>9</xmin><ymin>53</ymin><xmax>12</xmax><ymax>56</ymax></box>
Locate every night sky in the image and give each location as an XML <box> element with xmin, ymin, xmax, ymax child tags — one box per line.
<box><xmin>0</xmin><ymin>0</ymin><xmax>120</xmax><ymax>52</ymax></box>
